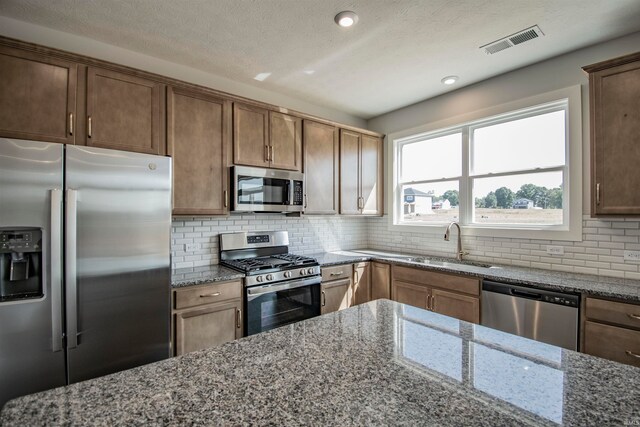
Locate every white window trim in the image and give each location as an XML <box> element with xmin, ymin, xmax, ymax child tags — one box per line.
<box><xmin>386</xmin><ymin>85</ymin><xmax>582</xmax><ymax>241</ymax></box>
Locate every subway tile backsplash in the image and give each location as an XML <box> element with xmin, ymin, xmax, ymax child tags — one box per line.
<box><xmin>172</xmin><ymin>214</ymin><xmax>640</xmax><ymax>281</ymax></box>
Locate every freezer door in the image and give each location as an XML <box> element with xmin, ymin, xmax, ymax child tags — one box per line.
<box><xmin>65</xmin><ymin>145</ymin><xmax>171</xmax><ymax>383</ymax></box>
<box><xmin>0</xmin><ymin>139</ymin><xmax>65</xmax><ymax>407</ymax></box>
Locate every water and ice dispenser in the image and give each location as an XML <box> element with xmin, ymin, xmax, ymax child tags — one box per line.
<box><xmin>0</xmin><ymin>228</ymin><xmax>43</xmax><ymax>301</ymax></box>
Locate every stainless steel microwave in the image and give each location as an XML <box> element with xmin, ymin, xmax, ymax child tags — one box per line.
<box><xmin>231</xmin><ymin>166</ymin><xmax>304</xmax><ymax>213</ymax></box>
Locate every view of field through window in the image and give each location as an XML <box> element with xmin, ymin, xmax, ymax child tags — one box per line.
<box><xmin>400</xmin><ymin>109</ymin><xmax>566</xmax><ymax>226</ymax></box>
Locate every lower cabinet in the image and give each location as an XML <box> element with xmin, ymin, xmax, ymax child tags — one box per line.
<box><xmin>321</xmin><ymin>263</ymin><xmax>374</xmax><ymax>314</ymax></box>
<box><xmin>172</xmin><ymin>280</ymin><xmax>243</xmax><ymax>356</ymax></box>
<box><xmin>371</xmin><ymin>262</ymin><xmax>391</xmax><ymax>300</ymax></box>
<box><xmin>583</xmin><ymin>297</ymin><xmax>640</xmax><ymax>367</ymax></box>
<box><xmin>391</xmin><ymin>265</ymin><xmax>480</xmax><ymax>324</ymax></box>
<box><xmin>321</xmin><ymin>278</ymin><xmax>351</xmax><ymax>315</ymax></box>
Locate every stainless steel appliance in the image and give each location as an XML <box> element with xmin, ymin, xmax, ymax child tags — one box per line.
<box><xmin>481</xmin><ymin>280</ymin><xmax>579</xmax><ymax>350</ymax></box>
<box><xmin>219</xmin><ymin>231</ymin><xmax>320</xmax><ymax>335</ymax></box>
<box><xmin>231</xmin><ymin>166</ymin><xmax>304</xmax><ymax>213</ymax></box>
<box><xmin>0</xmin><ymin>138</ymin><xmax>171</xmax><ymax>407</ymax></box>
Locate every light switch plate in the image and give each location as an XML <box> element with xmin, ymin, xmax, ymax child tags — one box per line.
<box><xmin>546</xmin><ymin>245</ymin><xmax>564</xmax><ymax>255</ymax></box>
<box><xmin>185</xmin><ymin>243</ymin><xmax>199</xmax><ymax>252</ymax></box>
<box><xmin>624</xmin><ymin>250</ymin><xmax>640</xmax><ymax>261</ymax></box>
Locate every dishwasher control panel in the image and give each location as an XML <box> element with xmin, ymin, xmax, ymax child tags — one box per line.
<box><xmin>542</xmin><ymin>294</ymin><xmax>578</xmax><ymax>307</ymax></box>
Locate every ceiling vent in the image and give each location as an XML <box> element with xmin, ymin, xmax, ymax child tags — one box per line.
<box><xmin>480</xmin><ymin>25</ymin><xmax>544</xmax><ymax>55</ymax></box>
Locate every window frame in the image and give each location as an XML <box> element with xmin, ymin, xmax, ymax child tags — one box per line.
<box><xmin>388</xmin><ymin>86</ymin><xmax>582</xmax><ymax>241</ymax></box>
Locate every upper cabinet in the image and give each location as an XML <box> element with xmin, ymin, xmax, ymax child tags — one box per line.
<box><xmin>584</xmin><ymin>52</ymin><xmax>640</xmax><ymax>215</ymax></box>
<box><xmin>167</xmin><ymin>86</ymin><xmax>230</xmax><ymax>215</ymax></box>
<box><xmin>303</xmin><ymin>120</ymin><xmax>339</xmax><ymax>214</ymax></box>
<box><xmin>0</xmin><ymin>45</ymin><xmax>77</xmax><ymax>145</ymax></box>
<box><xmin>86</xmin><ymin>67</ymin><xmax>165</xmax><ymax>155</ymax></box>
<box><xmin>339</xmin><ymin>129</ymin><xmax>383</xmax><ymax>215</ymax></box>
<box><xmin>233</xmin><ymin>102</ymin><xmax>302</xmax><ymax>171</ymax></box>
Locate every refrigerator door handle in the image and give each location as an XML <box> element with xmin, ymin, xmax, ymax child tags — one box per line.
<box><xmin>65</xmin><ymin>189</ymin><xmax>79</xmax><ymax>349</ymax></box>
<box><xmin>50</xmin><ymin>189</ymin><xmax>63</xmax><ymax>352</ymax></box>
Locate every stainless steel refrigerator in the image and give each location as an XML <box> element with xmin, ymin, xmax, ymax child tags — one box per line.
<box><xmin>0</xmin><ymin>138</ymin><xmax>171</xmax><ymax>407</ymax></box>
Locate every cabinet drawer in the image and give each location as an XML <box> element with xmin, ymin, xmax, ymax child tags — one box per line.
<box><xmin>392</xmin><ymin>265</ymin><xmax>479</xmax><ymax>296</ymax></box>
<box><xmin>174</xmin><ymin>280</ymin><xmax>242</xmax><ymax>310</ymax></box>
<box><xmin>322</xmin><ymin>264</ymin><xmax>352</xmax><ymax>282</ymax></box>
<box><xmin>585</xmin><ymin>297</ymin><xmax>640</xmax><ymax>330</ymax></box>
<box><xmin>584</xmin><ymin>320</ymin><xmax>640</xmax><ymax>368</ymax></box>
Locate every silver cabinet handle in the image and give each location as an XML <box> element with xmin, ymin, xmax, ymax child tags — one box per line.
<box><xmin>236</xmin><ymin>309</ymin><xmax>242</xmax><ymax>329</ymax></box>
<box><xmin>87</xmin><ymin>116</ymin><xmax>92</xmax><ymax>138</ymax></box>
<box><xmin>596</xmin><ymin>183</ymin><xmax>600</xmax><ymax>205</ymax></box>
<box><xmin>304</xmin><ymin>194</ymin><xmax>308</xmax><ymax>209</ymax></box>
<box><xmin>321</xmin><ymin>290</ymin><xmax>326</xmax><ymax>307</ymax></box>
<box><xmin>264</xmin><ymin>145</ymin><xmax>270</xmax><ymax>162</ymax></box>
<box><xmin>69</xmin><ymin>113</ymin><xmax>74</xmax><ymax>136</ymax></box>
<box><xmin>200</xmin><ymin>292</ymin><xmax>221</xmax><ymax>298</ymax></box>
<box><xmin>224</xmin><ymin>190</ymin><xmax>229</xmax><ymax>208</ymax></box>
<box><xmin>330</xmin><ymin>271</ymin><xmax>344</xmax><ymax>276</ymax></box>
<box><xmin>628</xmin><ymin>313</ymin><xmax>640</xmax><ymax>321</ymax></box>
<box><xmin>65</xmin><ymin>189</ymin><xmax>79</xmax><ymax>349</ymax></box>
<box><xmin>50</xmin><ymin>189</ymin><xmax>63</xmax><ymax>352</ymax></box>
<box><xmin>270</xmin><ymin>146</ymin><xmax>274</xmax><ymax>163</ymax></box>
<box><xmin>626</xmin><ymin>350</ymin><xmax>640</xmax><ymax>359</ymax></box>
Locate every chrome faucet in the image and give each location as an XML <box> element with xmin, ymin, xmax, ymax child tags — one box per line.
<box><xmin>444</xmin><ymin>222</ymin><xmax>468</xmax><ymax>261</ymax></box>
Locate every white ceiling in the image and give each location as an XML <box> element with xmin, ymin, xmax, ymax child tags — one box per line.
<box><xmin>1</xmin><ymin>0</ymin><xmax>640</xmax><ymax>119</ymax></box>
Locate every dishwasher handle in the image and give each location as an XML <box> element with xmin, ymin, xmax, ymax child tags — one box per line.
<box><xmin>510</xmin><ymin>288</ymin><xmax>542</xmax><ymax>300</ymax></box>
<box><xmin>482</xmin><ymin>279</ymin><xmax>580</xmax><ymax>307</ymax></box>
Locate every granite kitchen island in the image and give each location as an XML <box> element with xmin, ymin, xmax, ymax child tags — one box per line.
<box><xmin>2</xmin><ymin>299</ymin><xmax>639</xmax><ymax>426</ymax></box>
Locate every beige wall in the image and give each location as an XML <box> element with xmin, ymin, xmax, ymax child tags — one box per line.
<box><xmin>0</xmin><ymin>15</ymin><xmax>366</xmax><ymax>128</ymax></box>
<box><xmin>367</xmin><ymin>31</ymin><xmax>640</xmax><ymax>215</ymax></box>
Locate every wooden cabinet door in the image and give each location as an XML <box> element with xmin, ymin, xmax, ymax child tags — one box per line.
<box><xmin>340</xmin><ymin>129</ymin><xmax>361</xmax><ymax>214</ymax></box>
<box><xmin>588</xmin><ymin>55</ymin><xmax>640</xmax><ymax>214</ymax></box>
<box><xmin>303</xmin><ymin>120</ymin><xmax>338</xmax><ymax>214</ymax></box>
<box><xmin>174</xmin><ymin>300</ymin><xmax>242</xmax><ymax>356</ymax></box>
<box><xmin>86</xmin><ymin>67</ymin><xmax>164</xmax><ymax>154</ymax></box>
<box><xmin>269</xmin><ymin>111</ymin><xmax>301</xmax><ymax>171</ymax></box>
<box><xmin>361</xmin><ymin>134</ymin><xmax>383</xmax><ymax>215</ymax></box>
<box><xmin>353</xmin><ymin>262</ymin><xmax>371</xmax><ymax>306</ymax></box>
<box><xmin>233</xmin><ymin>103</ymin><xmax>269</xmax><ymax>168</ymax></box>
<box><xmin>431</xmin><ymin>288</ymin><xmax>479</xmax><ymax>324</ymax></box>
<box><xmin>168</xmin><ymin>87</ymin><xmax>230</xmax><ymax>215</ymax></box>
<box><xmin>584</xmin><ymin>320</ymin><xmax>640</xmax><ymax>368</ymax></box>
<box><xmin>392</xmin><ymin>280</ymin><xmax>429</xmax><ymax>310</ymax></box>
<box><xmin>371</xmin><ymin>262</ymin><xmax>391</xmax><ymax>300</ymax></box>
<box><xmin>0</xmin><ymin>45</ymin><xmax>77</xmax><ymax>144</ymax></box>
<box><xmin>321</xmin><ymin>278</ymin><xmax>351</xmax><ymax>314</ymax></box>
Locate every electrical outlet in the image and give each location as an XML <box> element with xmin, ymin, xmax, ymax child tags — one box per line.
<box><xmin>185</xmin><ymin>243</ymin><xmax>199</xmax><ymax>252</ymax></box>
<box><xmin>546</xmin><ymin>246</ymin><xmax>564</xmax><ymax>255</ymax></box>
<box><xmin>624</xmin><ymin>250</ymin><xmax>640</xmax><ymax>262</ymax></box>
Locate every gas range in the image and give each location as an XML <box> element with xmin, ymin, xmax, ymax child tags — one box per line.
<box><xmin>219</xmin><ymin>231</ymin><xmax>320</xmax><ymax>287</ymax></box>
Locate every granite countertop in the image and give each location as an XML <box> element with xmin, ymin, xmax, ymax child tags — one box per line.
<box><xmin>171</xmin><ymin>264</ymin><xmax>244</xmax><ymax>288</ymax></box>
<box><xmin>309</xmin><ymin>249</ymin><xmax>640</xmax><ymax>302</ymax></box>
<box><xmin>2</xmin><ymin>299</ymin><xmax>639</xmax><ymax>426</ymax></box>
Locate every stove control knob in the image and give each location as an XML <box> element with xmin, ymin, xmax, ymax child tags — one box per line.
<box><xmin>284</xmin><ymin>271</ymin><xmax>292</xmax><ymax>278</ymax></box>
<box><xmin>307</xmin><ymin>268</ymin><xmax>315</xmax><ymax>275</ymax></box>
<box><xmin>300</xmin><ymin>269</ymin><xmax>307</xmax><ymax>276</ymax></box>
<box><xmin>266</xmin><ymin>274</ymin><xmax>274</xmax><ymax>281</ymax></box>
<box><xmin>256</xmin><ymin>276</ymin><xmax>263</xmax><ymax>283</ymax></box>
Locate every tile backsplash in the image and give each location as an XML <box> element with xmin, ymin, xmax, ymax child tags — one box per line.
<box><xmin>172</xmin><ymin>214</ymin><xmax>640</xmax><ymax>280</ymax></box>
<box><xmin>171</xmin><ymin>214</ymin><xmax>367</xmax><ymax>269</ymax></box>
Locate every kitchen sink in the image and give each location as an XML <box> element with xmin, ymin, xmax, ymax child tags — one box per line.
<box><xmin>350</xmin><ymin>250</ymin><xmax>495</xmax><ymax>269</ymax></box>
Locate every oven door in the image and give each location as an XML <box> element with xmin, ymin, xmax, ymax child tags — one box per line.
<box><xmin>245</xmin><ymin>276</ymin><xmax>321</xmax><ymax>335</ymax></box>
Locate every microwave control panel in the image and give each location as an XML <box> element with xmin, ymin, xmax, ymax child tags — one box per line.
<box><xmin>293</xmin><ymin>181</ymin><xmax>303</xmax><ymax>205</ymax></box>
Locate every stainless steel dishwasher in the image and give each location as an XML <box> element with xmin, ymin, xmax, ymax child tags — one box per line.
<box><xmin>481</xmin><ymin>280</ymin><xmax>580</xmax><ymax>350</ymax></box>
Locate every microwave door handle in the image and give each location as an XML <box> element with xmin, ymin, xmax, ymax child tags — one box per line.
<box><xmin>284</xmin><ymin>181</ymin><xmax>291</xmax><ymax>205</ymax></box>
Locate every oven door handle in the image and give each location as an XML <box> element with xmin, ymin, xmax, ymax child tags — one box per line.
<box><xmin>246</xmin><ymin>276</ymin><xmax>321</xmax><ymax>298</ymax></box>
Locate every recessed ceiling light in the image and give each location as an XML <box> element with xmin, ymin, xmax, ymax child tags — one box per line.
<box><xmin>335</xmin><ymin>11</ymin><xmax>358</xmax><ymax>28</ymax></box>
<box><xmin>253</xmin><ymin>72</ymin><xmax>271</xmax><ymax>82</ymax></box>
<box><xmin>441</xmin><ymin>75</ymin><xmax>459</xmax><ymax>85</ymax></box>
<box><xmin>303</xmin><ymin>70</ymin><xmax>315</xmax><ymax>75</ymax></box>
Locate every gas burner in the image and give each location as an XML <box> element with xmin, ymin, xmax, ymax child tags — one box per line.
<box><xmin>272</xmin><ymin>253</ymin><xmax>317</xmax><ymax>266</ymax></box>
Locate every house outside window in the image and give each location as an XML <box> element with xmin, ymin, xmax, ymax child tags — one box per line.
<box><xmin>389</xmin><ymin>86</ymin><xmax>582</xmax><ymax>241</ymax></box>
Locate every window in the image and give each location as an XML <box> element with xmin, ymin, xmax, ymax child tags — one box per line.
<box><xmin>391</xmin><ymin>87</ymin><xmax>582</xmax><ymax>240</ymax></box>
